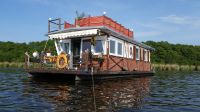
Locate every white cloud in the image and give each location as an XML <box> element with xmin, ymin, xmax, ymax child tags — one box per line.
<box><xmin>158</xmin><ymin>15</ymin><xmax>189</xmax><ymax>24</ymax></box>
<box><xmin>136</xmin><ymin>31</ymin><xmax>162</xmax><ymax>37</ymax></box>
<box><xmin>158</xmin><ymin>15</ymin><xmax>200</xmax><ymax>27</ymax></box>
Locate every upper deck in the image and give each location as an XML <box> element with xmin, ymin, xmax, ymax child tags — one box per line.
<box><xmin>64</xmin><ymin>16</ymin><xmax>133</xmax><ymax>39</ymax></box>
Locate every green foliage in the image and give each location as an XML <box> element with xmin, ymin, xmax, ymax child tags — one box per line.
<box><xmin>144</xmin><ymin>41</ymin><xmax>200</xmax><ymax>65</ymax></box>
<box><xmin>0</xmin><ymin>40</ymin><xmax>199</xmax><ymax>65</ymax></box>
<box><xmin>0</xmin><ymin>40</ymin><xmax>56</xmax><ymax>62</ymax></box>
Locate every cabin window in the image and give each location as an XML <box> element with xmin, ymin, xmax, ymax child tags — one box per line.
<box><xmin>129</xmin><ymin>45</ymin><xmax>133</xmax><ymax>58</ymax></box>
<box><xmin>82</xmin><ymin>39</ymin><xmax>91</xmax><ymax>52</ymax></box>
<box><xmin>136</xmin><ymin>47</ymin><xmax>140</xmax><ymax>60</ymax></box>
<box><xmin>117</xmin><ymin>42</ymin><xmax>122</xmax><ymax>55</ymax></box>
<box><xmin>110</xmin><ymin>40</ymin><xmax>116</xmax><ymax>54</ymax></box>
<box><xmin>94</xmin><ymin>40</ymin><xmax>104</xmax><ymax>53</ymax></box>
<box><xmin>148</xmin><ymin>52</ymin><xmax>151</xmax><ymax>62</ymax></box>
<box><xmin>141</xmin><ymin>48</ymin><xmax>143</xmax><ymax>60</ymax></box>
<box><xmin>64</xmin><ymin>43</ymin><xmax>69</xmax><ymax>54</ymax></box>
<box><xmin>124</xmin><ymin>43</ymin><xmax>129</xmax><ymax>58</ymax></box>
<box><xmin>144</xmin><ymin>49</ymin><xmax>148</xmax><ymax>61</ymax></box>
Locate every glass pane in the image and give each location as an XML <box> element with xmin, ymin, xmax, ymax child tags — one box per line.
<box><xmin>118</xmin><ymin>42</ymin><xmax>122</xmax><ymax>55</ymax></box>
<box><xmin>144</xmin><ymin>50</ymin><xmax>147</xmax><ymax>61</ymax></box>
<box><xmin>64</xmin><ymin>43</ymin><xmax>69</xmax><ymax>54</ymax></box>
<box><xmin>95</xmin><ymin>40</ymin><xmax>104</xmax><ymax>53</ymax></box>
<box><xmin>130</xmin><ymin>47</ymin><xmax>133</xmax><ymax>57</ymax></box>
<box><xmin>82</xmin><ymin>39</ymin><xmax>91</xmax><ymax>52</ymax></box>
<box><xmin>110</xmin><ymin>40</ymin><xmax>115</xmax><ymax>54</ymax></box>
<box><xmin>136</xmin><ymin>48</ymin><xmax>139</xmax><ymax>60</ymax></box>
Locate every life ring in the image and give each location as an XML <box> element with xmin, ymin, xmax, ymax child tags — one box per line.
<box><xmin>56</xmin><ymin>52</ymin><xmax>68</xmax><ymax>69</ymax></box>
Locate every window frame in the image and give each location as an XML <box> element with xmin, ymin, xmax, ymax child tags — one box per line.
<box><xmin>93</xmin><ymin>39</ymin><xmax>105</xmax><ymax>55</ymax></box>
<box><xmin>144</xmin><ymin>49</ymin><xmax>148</xmax><ymax>62</ymax></box>
<box><xmin>136</xmin><ymin>46</ymin><xmax>140</xmax><ymax>61</ymax></box>
<box><xmin>109</xmin><ymin>39</ymin><xmax>116</xmax><ymax>55</ymax></box>
<box><xmin>128</xmin><ymin>45</ymin><xmax>133</xmax><ymax>59</ymax></box>
<box><xmin>109</xmin><ymin>37</ymin><xmax>124</xmax><ymax>57</ymax></box>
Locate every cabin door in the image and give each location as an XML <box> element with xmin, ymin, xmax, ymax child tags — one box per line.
<box><xmin>71</xmin><ymin>39</ymin><xmax>81</xmax><ymax>68</ymax></box>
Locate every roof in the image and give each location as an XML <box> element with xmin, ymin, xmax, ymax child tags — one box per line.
<box><xmin>46</xmin><ymin>26</ymin><xmax>155</xmax><ymax>51</ymax></box>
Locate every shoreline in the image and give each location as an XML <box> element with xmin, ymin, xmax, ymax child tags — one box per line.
<box><xmin>153</xmin><ymin>64</ymin><xmax>200</xmax><ymax>71</ymax></box>
<box><xmin>0</xmin><ymin>62</ymin><xmax>199</xmax><ymax>72</ymax></box>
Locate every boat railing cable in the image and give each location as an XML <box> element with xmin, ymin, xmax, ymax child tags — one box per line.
<box><xmin>43</xmin><ymin>39</ymin><xmax>49</xmax><ymax>52</ymax></box>
<box><xmin>91</xmin><ymin>67</ymin><xmax>97</xmax><ymax>112</ymax></box>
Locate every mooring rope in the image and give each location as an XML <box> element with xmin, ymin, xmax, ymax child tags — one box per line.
<box><xmin>43</xmin><ymin>39</ymin><xmax>49</xmax><ymax>52</ymax></box>
<box><xmin>91</xmin><ymin>67</ymin><xmax>97</xmax><ymax>112</ymax></box>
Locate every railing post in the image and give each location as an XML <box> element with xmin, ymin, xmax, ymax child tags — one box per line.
<box><xmin>25</xmin><ymin>52</ymin><xmax>30</xmax><ymax>69</ymax></box>
<box><xmin>48</xmin><ymin>20</ymin><xmax>50</xmax><ymax>33</ymax></box>
<box><xmin>59</xmin><ymin>18</ymin><xmax>61</xmax><ymax>30</ymax></box>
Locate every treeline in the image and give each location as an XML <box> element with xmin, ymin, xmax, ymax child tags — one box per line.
<box><xmin>0</xmin><ymin>40</ymin><xmax>199</xmax><ymax>65</ymax></box>
<box><xmin>144</xmin><ymin>41</ymin><xmax>200</xmax><ymax>65</ymax></box>
<box><xmin>0</xmin><ymin>40</ymin><xmax>55</xmax><ymax>62</ymax></box>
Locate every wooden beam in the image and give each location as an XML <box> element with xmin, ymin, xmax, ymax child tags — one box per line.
<box><xmin>109</xmin><ymin>56</ymin><xmax>124</xmax><ymax>71</ymax></box>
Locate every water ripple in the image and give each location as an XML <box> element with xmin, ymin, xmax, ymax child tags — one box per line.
<box><xmin>0</xmin><ymin>70</ymin><xmax>200</xmax><ymax>111</ymax></box>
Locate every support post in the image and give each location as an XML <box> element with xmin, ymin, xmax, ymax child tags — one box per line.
<box><xmin>106</xmin><ymin>35</ymin><xmax>109</xmax><ymax>71</ymax></box>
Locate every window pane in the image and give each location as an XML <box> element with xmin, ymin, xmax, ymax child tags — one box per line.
<box><xmin>118</xmin><ymin>42</ymin><xmax>122</xmax><ymax>55</ymax></box>
<box><xmin>136</xmin><ymin>48</ymin><xmax>139</xmax><ymax>60</ymax></box>
<box><xmin>95</xmin><ymin>40</ymin><xmax>104</xmax><ymax>53</ymax></box>
<box><xmin>144</xmin><ymin>50</ymin><xmax>147</xmax><ymax>61</ymax></box>
<box><xmin>64</xmin><ymin>43</ymin><xmax>69</xmax><ymax>54</ymax></box>
<box><xmin>130</xmin><ymin>47</ymin><xmax>133</xmax><ymax>58</ymax></box>
<box><xmin>110</xmin><ymin>40</ymin><xmax>115</xmax><ymax>54</ymax></box>
<box><xmin>82</xmin><ymin>39</ymin><xmax>91</xmax><ymax>52</ymax></box>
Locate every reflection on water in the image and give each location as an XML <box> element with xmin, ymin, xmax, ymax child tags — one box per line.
<box><xmin>27</xmin><ymin>77</ymin><xmax>151</xmax><ymax>111</ymax></box>
<box><xmin>0</xmin><ymin>71</ymin><xmax>151</xmax><ymax>112</ymax></box>
<box><xmin>3</xmin><ymin>71</ymin><xmax>200</xmax><ymax>112</ymax></box>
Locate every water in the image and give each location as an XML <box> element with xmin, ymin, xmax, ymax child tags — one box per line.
<box><xmin>0</xmin><ymin>70</ymin><xmax>200</xmax><ymax>112</ymax></box>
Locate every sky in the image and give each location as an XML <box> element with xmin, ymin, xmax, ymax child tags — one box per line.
<box><xmin>0</xmin><ymin>0</ymin><xmax>200</xmax><ymax>45</ymax></box>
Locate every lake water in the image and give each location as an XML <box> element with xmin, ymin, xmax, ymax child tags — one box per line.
<box><xmin>0</xmin><ymin>70</ymin><xmax>200</xmax><ymax>112</ymax></box>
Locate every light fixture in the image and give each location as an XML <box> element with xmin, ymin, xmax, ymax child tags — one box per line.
<box><xmin>48</xmin><ymin>18</ymin><xmax>52</xmax><ymax>21</ymax></box>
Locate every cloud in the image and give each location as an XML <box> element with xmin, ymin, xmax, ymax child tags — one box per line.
<box><xmin>158</xmin><ymin>15</ymin><xmax>200</xmax><ymax>27</ymax></box>
<box><xmin>136</xmin><ymin>31</ymin><xmax>162</xmax><ymax>37</ymax></box>
<box><xmin>158</xmin><ymin>15</ymin><xmax>188</xmax><ymax>24</ymax></box>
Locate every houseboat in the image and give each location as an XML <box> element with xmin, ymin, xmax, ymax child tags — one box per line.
<box><xmin>25</xmin><ymin>15</ymin><xmax>154</xmax><ymax>80</ymax></box>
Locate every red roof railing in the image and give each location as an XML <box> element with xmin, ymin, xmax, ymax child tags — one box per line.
<box><xmin>64</xmin><ymin>16</ymin><xmax>134</xmax><ymax>38</ymax></box>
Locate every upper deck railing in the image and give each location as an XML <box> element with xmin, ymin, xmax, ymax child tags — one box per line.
<box><xmin>64</xmin><ymin>16</ymin><xmax>134</xmax><ymax>39</ymax></box>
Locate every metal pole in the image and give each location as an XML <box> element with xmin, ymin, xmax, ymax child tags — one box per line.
<box><xmin>48</xmin><ymin>20</ymin><xmax>50</xmax><ymax>33</ymax></box>
<box><xmin>59</xmin><ymin>18</ymin><xmax>61</xmax><ymax>30</ymax></box>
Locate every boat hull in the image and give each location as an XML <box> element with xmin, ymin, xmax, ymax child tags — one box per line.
<box><xmin>26</xmin><ymin>68</ymin><xmax>154</xmax><ymax>80</ymax></box>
